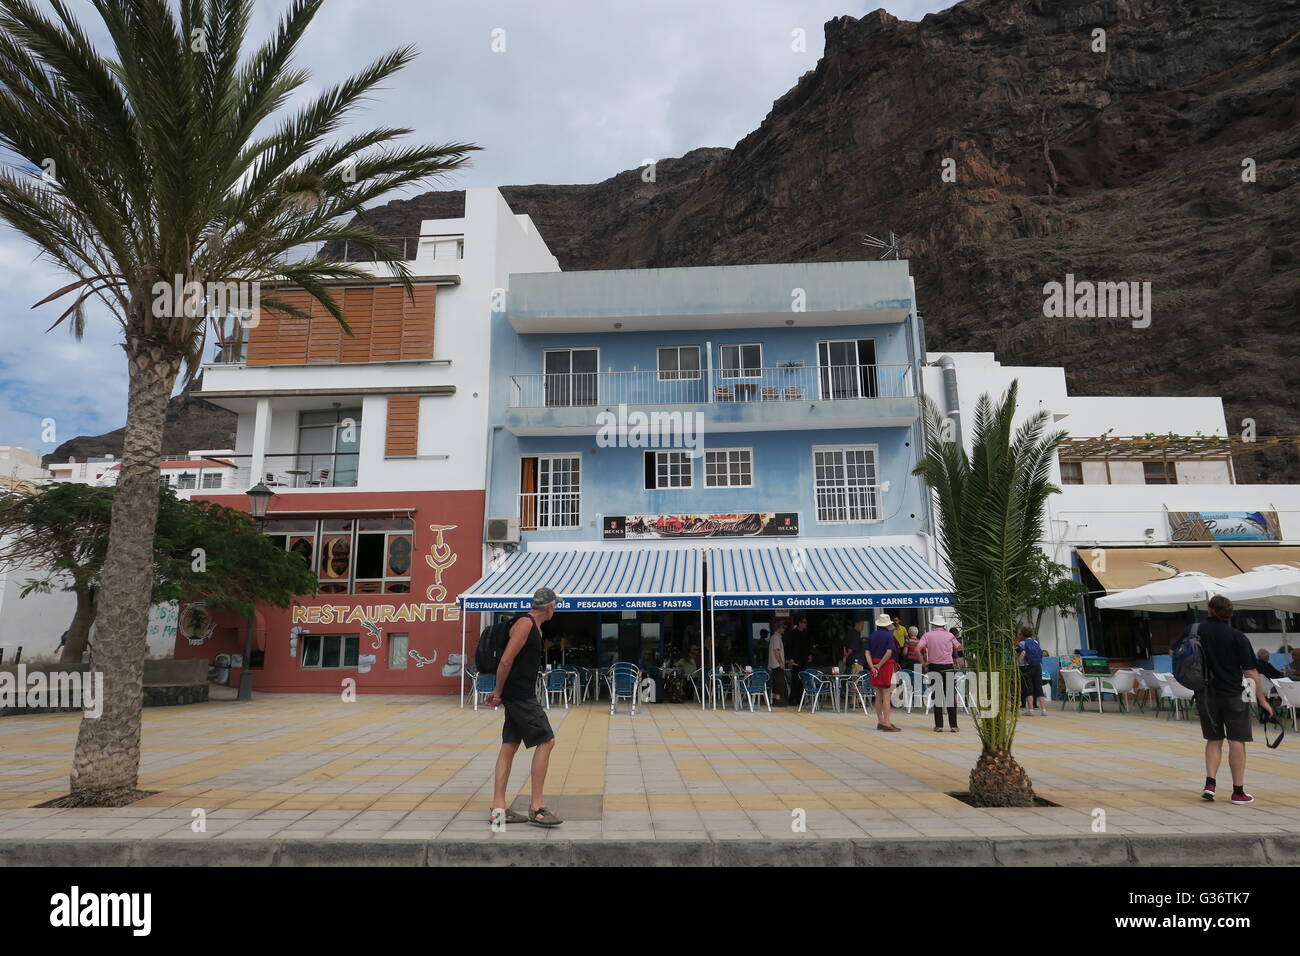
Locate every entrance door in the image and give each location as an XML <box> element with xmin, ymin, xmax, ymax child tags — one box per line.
<box><xmin>817</xmin><ymin>340</ymin><xmax>877</xmax><ymax>400</ymax></box>
<box><xmin>544</xmin><ymin>348</ymin><xmax>598</xmax><ymax>407</ymax></box>
<box><xmin>617</xmin><ymin>619</ymin><xmax>642</xmax><ymax>663</ymax></box>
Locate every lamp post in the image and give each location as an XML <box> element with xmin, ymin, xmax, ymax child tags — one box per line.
<box><xmin>238</xmin><ymin>482</ymin><xmax>275</xmax><ymax>702</ymax></box>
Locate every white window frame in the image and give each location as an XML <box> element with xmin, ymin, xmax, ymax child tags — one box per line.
<box><xmin>816</xmin><ymin>338</ymin><xmax>877</xmax><ymax>400</ymax></box>
<box><xmin>703</xmin><ymin>447</ymin><xmax>754</xmax><ymax>488</ymax></box>
<box><xmin>811</xmin><ymin>444</ymin><xmax>880</xmax><ymax>524</ymax></box>
<box><xmin>300</xmin><ymin>633</ymin><xmax>361</xmax><ymax>670</ymax></box>
<box><xmin>656</xmin><ymin>345</ymin><xmax>702</xmax><ymax>381</ymax></box>
<box><xmin>200</xmin><ymin>471</ymin><xmax>224</xmax><ymax>489</ymax></box>
<box><xmin>646</xmin><ymin>450</ymin><xmax>693</xmax><ymax>490</ymax></box>
<box><xmin>719</xmin><ymin>343</ymin><xmax>762</xmax><ymax>380</ymax></box>
<box><xmin>520</xmin><ymin>453</ymin><xmax>582</xmax><ymax>529</ymax></box>
<box><xmin>542</xmin><ymin>347</ymin><xmax>600</xmax><ymax>406</ymax></box>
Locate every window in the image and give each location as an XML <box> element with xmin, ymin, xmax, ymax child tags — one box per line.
<box><xmin>543</xmin><ymin>348</ymin><xmax>598</xmax><ymax>407</ymax></box>
<box><xmin>645</xmin><ymin>451</ymin><xmax>692</xmax><ymax>489</ymax></box>
<box><xmin>520</xmin><ymin>455</ymin><xmax>581</xmax><ymax>529</ymax></box>
<box><xmin>704</xmin><ymin>448</ymin><xmax>752</xmax><ymax>488</ymax></box>
<box><xmin>354</xmin><ymin>517</ymin><xmax>415</xmax><ymax>594</ymax></box>
<box><xmin>159</xmin><ymin>474</ymin><xmax>172</xmax><ymax>487</ymax></box>
<box><xmin>298</xmin><ymin>407</ymin><xmax>362</xmax><ymax>487</ymax></box>
<box><xmin>263</xmin><ymin>517</ymin><xmax>411</xmax><ymax>594</ymax></box>
<box><xmin>818</xmin><ymin>339</ymin><xmax>878</xmax><ymax>399</ymax></box>
<box><xmin>813</xmin><ymin>446</ymin><xmax>878</xmax><ymax>522</ymax></box>
<box><xmin>719</xmin><ymin>344</ymin><xmax>762</xmax><ymax>379</ymax></box>
<box><xmin>301</xmin><ymin>634</ymin><xmax>360</xmax><ymax>669</ymax></box>
<box><xmin>657</xmin><ymin>346</ymin><xmax>701</xmax><ymax>381</ymax></box>
<box><xmin>175</xmin><ymin>472</ymin><xmax>197</xmax><ymax>489</ymax></box>
<box><xmin>201</xmin><ymin>472</ymin><xmax>224</xmax><ymax>489</ymax></box>
<box><xmin>1059</xmin><ymin>461</ymin><xmax>1084</xmax><ymax>485</ymax></box>
<box><xmin>387</xmin><ymin>633</ymin><xmax>409</xmax><ymax>669</ymax></box>
<box><xmin>1143</xmin><ymin>461</ymin><xmax>1177</xmax><ymax>485</ymax></box>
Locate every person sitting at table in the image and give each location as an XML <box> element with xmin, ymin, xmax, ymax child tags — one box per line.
<box><xmin>1255</xmin><ymin>648</ymin><xmax>1284</xmax><ymax>681</ymax></box>
<box><xmin>868</xmin><ymin>613</ymin><xmax>901</xmax><ymax>732</ymax></box>
<box><xmin>1286</xmin><ymin>648</ymin><xmax>1300</xmax><ymax>681</ymax></box>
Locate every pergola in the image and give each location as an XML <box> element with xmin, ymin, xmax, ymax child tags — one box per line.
<box><xmin>1058</xmin><ymin>434</ymin><xmax>1300</xmax><ymax>462</ymax></box>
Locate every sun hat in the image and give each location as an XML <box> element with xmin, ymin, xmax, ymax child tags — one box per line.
<box><xmin>532</xmin><ymin>587</ymin><xmax>558</xmax><ymax>609</ymax></box>
<box><xmin>874</xmin><ymin>613</ymin><xmax>892</xmax><ymax>628</ymax></box>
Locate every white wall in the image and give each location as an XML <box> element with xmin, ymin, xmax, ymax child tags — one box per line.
<box><xmin>0</xmin><ymin>562</ymin><xmax>80</xmax><ymax>660</ymax></box>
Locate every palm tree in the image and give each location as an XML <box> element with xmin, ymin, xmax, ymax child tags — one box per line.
<box><xmin>912</xmin><ymin>380</ymin><xmax>1066</xmax><ymax>807</ymax></box>
<box><xmin>0</xmin><ymin>0</ymin><xmax>476</xmax><ymax>804</ymax></box>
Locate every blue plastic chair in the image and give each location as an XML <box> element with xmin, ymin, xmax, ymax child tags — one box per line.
<box><xmin>844</xmin><ymin>672</ymin><xmax>875</xmax><ymax>716</ymax></box>
<box><xmin>471</xmin><ymin>671</ymin><xmax>496</xmax><ymax>711</ymax></box>
<box><xmin>608</xmin><ymin>662</ymin><xmax>642</xmax><ymax>716</ymax></box>
<box><xmin>543</xmin><ymin>669</ymin><xmax>571</xmax><ymax>710</ymax></box>
<box><xmin>741</xmin><ymin>669</ymin><xmax>771</xmax><ymax>712</ymax></box>
<box><xmin>797</xmin><ymin>669</ymin><xmax>836</xmax><ymax>713</ymax></box>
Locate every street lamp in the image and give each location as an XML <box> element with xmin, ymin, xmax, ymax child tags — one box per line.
<box><xmin>238</xmin><ymin>482</ymin><xmax>275</xmax><ymax>701</ymax></box>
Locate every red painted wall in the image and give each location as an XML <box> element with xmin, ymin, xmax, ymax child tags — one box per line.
<box><xmin>174</xmin><ymin>489</ymin><xmax>484</xmax><ymax>694</ymax></box>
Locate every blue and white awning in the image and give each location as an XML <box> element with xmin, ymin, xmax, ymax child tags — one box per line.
<box><xmin>459</xmin><ymin>548</ymin><xmax>703</xmax><ymax>611</ymax></box>
<box><xmin>707</xmin><ymin>545</ymin><xmax>951</xmax><ymax>610</ymax></box>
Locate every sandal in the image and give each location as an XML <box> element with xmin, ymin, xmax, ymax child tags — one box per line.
<box><xmin>489</xmin><ymin>807</ymin><xmax>529</xmax><ymax>825</ymax></box>
<box><xmin>528</xmin><ymin>806</ymin><xmax>563</xmax><ymax>827</ymax></box>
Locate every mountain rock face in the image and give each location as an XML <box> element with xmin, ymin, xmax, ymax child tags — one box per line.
<box><xmin>364</xmin><ymin>0</ymin><xmax>1300</xmax><ymax>480</ymax></box>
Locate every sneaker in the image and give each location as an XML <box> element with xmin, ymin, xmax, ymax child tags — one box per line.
<box><xmin>949</xmin><ymin>726</ymin><xmax>960</xmax><ymax>733</ymax></box>
<box><xmin>1021</xmin><ymin>709</ymin><xmax>1033</xmax><ymax>716</ymax></box>
<box><xmin>528</xmin><ymin>806</ymin><xmax>564</xmax><ymax>827</ymax></box>
<box><xmin>1201</xmin><ymin>784</ymin><xmax>1216</xmax><ymax>802</ymax></box>
<box><xmin>1037</xmin><ymin>707</ymin><xmax>1047</xmax><ymax>716</ymax></box>
<box><xmin>1230</xmin><ymin>792</ymin><xmax>1255</xmax><ymax>805</ymax></box>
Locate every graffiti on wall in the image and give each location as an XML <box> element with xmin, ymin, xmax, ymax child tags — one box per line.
<box><xmin>423</xmin><ymin>523</ymin><xmax>459</xmax><ymax>603</ymax></box>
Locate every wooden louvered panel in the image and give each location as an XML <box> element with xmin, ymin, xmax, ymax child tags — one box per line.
<box><xmin>246</xmin><ymin>289</ymin><xmax>314</xmax><ymax>365</ymax></box>
<box><xmin>400</xmin><ymin>286</ymin><xmax>436</xmax><ymax>360</ymax></box>
<box><xmin>306</xmin><ymin>297</ymin><xmax>343</xmax><ymax>363</ymax></box>
<box><xmin>369</xmin><ymin>287</ymin><xmax>405</xmax><ymax>362</ymax></box>
<box><xmin>340</xmin><ymin>287</ymin><xmax>374</xmax><ymax>363</ymax></box>
<box><xmin>384</xmin><ymin>395</ymin><xmax>420</xmax><ymax>457</ymax></box>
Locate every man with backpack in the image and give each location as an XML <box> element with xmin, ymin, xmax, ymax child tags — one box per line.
<box><xmin>1182</xmin><ymin>595</ymin><xmax>1273</xmax><ymax>804</ymax></box>
<box><xmin>1016</xmin><ymin>626</ymin><xmax>1047</xmax><ymax>716</ymax></box>
<box><xmin>482</xmin><ymin>588</ymin><xmax>563</xmax><ymax>827</ymax></box>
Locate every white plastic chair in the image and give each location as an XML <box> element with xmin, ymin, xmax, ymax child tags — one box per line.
<box><xmin>1060</xmin><ymin>668</ymin><xmax>1103</xmax><ymax>712</ymax></box>
<box><xmin>1272</xmin><ymin>678</ymin><xmax>1300</xmax><ymax>730</ymax></box>
<box><xmin>1155</xmin><ymin>672</ymin><xmax>1196</xmax><ymax>720</ymax></box>
<box><xmin>1136</xmin><ymin>668</ymin><xmax>1168</xmax><ymax>713</ymax></box>
<box><xmin>1108</xmin><ymin>669</ymin><xmax>1140</xmax><ymax>713</ymax></box>
<box><xmin>896</xmin><ymin>668</ymin><xmax>927</xmax><ymax>713</ymax></box>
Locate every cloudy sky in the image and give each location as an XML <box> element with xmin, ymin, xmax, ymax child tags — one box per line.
<box><xmin>0</xmin><ymin>0</ymin><xmax>949</xmax><ymax>458</ymax></box>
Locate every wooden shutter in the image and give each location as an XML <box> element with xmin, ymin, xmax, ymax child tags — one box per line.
<box><xmin>385</xmin><ymin>396</ymin><xmax>419</xmax><ymax>457</ymax></box>
<box><xmin>246</xmin><ymin>285</ymin><xmax>436</xmax><ymax>365</ymax></box>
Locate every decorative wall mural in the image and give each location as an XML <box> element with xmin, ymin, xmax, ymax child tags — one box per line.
<box><xmin>179</xmin><ymin>602</ymin><xmax>216</xmax><ymax>646</ymax></box>
<box><xmin>409</xmin><ymin>649</ymin><xmax>437</xmax><ymax>668</ymax></box>
<box><xmin>289</xmin><ymin>624</ymin><xmax>310</xmax><ymax>658</ymax></box>
<box><xmin>360</xmin><ymin>619</ymin><xmax>383</xmax><ymax>650</ymax></box>
<box><xmin>442</xmin><ymin>652</ymin><xmax>465</xmax><ymax>678</ymax></box>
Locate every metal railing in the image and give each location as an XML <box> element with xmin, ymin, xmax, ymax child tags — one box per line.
<box><xmin>814</xmin><ymin>485</ymin><xmax>881</xmax><ymax>523</ymax></box>
<box><xmin>303</xmin><ymin>233</ymin><xmax>464</xmax><ymax>264</ymax></box>
<box><xmin>519</xmin><ymin>491</ymin><xmax>581</xmax><ymax>530</ymax></box>
<box><xmin>508</xmin><ymin>364</ymin><xmax>914</xmax><ymax>409</ymax></box>
<box><xmin>217</xmin><ymin>452</ymin><xmax>361</xmax><ymax>490</ymax></box>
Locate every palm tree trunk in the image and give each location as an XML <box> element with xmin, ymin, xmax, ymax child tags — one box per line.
<box><xmin>68</xmin><ymin>343</ymin><xmax>180</xmax><ymax>802</ymax></box>
<box><xmin>58</xmin><ymin>584</ymin><xmax>97</xmax><ymax>665</ymax></box>
<box><xmin>969</xmin><ymin>748</ymin><xmax>1036</xmax><ymax>807</ymax></box>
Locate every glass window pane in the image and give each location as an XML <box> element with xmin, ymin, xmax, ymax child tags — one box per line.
<box><xmin>343</xmin><ymin>637</ymin><xmax>359</xmax><ymax>667</ymax></box>
<box><xmin>388</xmin><ymin>634</ymin><xmax>409</xmax><ymax>669</ymax></box>
<box><xmin>302</xmin><ymin>636</ymin><xmax>321</xmax><ymax>667</ymax></box>
<box><xmin>355</xmin><ymin>533</ymin><xmax>385</xmax><ymax>579</ymax></box>
<box><xmin>321</xmin><ymin>637</ymin><xmax>341</xmax><ymax>668</ymax></box>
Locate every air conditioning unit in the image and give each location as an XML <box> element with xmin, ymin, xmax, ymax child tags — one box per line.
<box><xmin>485</xmin><ymin>516</ymin><xmax>520</xmax><ymax>545</ymax></box>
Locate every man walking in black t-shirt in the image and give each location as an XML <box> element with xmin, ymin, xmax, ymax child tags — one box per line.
<box><xmin>1193</xmin><ymin>595</ymin><xmax>1273</xmax><ymax>804</ymax></box>
<box><xmin>486</xmin><ymin>588</ymin><xmax>563</xmax><ymax>827</ymax></box>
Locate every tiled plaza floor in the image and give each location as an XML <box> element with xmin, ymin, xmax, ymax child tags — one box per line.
<box><xmin>2</xmin><ymin>693</ymin><xmax>1299</xmax><ymax>843</ymax></box>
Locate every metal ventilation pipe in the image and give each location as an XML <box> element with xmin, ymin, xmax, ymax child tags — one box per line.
<box><xmin>932</xmin><ymin>354</ymin><xmax>962</xmax><ymax>448</ymax></box>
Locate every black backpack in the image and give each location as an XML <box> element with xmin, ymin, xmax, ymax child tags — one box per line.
<box><xmin>1172</xmin><ymin>623</ymin><xmax>1210</xmax><ymax>692</ymax></box>
<box><xmin>475</xmin><ymin>613</ymin><xmax>528</xmax><ymax>674</ymax></box>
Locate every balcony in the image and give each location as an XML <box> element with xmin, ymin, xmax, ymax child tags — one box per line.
<box><xmin>519</xmin><ymin>492</ymin><xmax>581</xmax><ymax>530</ymax></box>
<box><xmin>216</xmin><ymin>452</ymin><xmax>360</xmax><ymax>491</ymax></box>
<box><xmin>504</xmin><ymin>364</ymin><xmax>918</xmax><ymax>435</ymax></box>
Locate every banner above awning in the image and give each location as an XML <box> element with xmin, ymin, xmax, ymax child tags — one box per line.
<box><xmin>459</xmin><ymin>547</ymin><xmax>702</xmax><ymax>611</ymax></box>
<box><xmin>707</xmin><ymin>545</ymin><xmax>951</xmax><ymax>610</ymax></box>
<box><xmin>1075</xmin><ymin>546</ymin><xmax>1242</xmax><ymax>592</ymax></box>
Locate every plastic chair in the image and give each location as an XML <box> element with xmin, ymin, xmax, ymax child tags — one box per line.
<box><xmin>1107</xmin><ymin>669</ymin><xmax>1140</xmax><ymax>713</ymax></box>
<box><xmin>1155</xmin><ymin>672</ymin><xmax>1195</xmax><ymax>720</ymax></box>
<box><xmin>844</xmin><ymin>672</ymin><xmax>875</xmax><ymax>716</ymax></box>
<box><xmin>708</xmin><ymin>666</ymin><xmax>733</xmax><ymax>709</ymax></box>
<box><xmin>471</xmin><ymin>671</ymin><xmax>497</xmax><ymax>711</ymax></box>
<box><xmin>1136</xmin><ymin>668</ymin><xmax>1170</xmax><ymax>713</ymax></box>
<box><xmin>543</xmin><ymin>669</ymin><xmax>571</xmax><ymax>710</ymax></box>
<box><xmin>1059</xmin><ymin>668</ymin><xmax>1104</xmax><ymax>712</ymax></box>
<box><xmin>741</xmin><ymin>669</ymin><xmax>771</xmax><ymax>712</ymax></box>
<box><xmin>1272</xmin><ymin>678</ymin><xmax>1300</xmax><ymax>730</ymax></box>
<box><xmin>896</xmin><ymin>668</ymin><xmax>927</xmax><ymax>713</ymax></box>
<box><xmin>608</xmin><ymin>662</ymin><xmax>642</xmax><ymax>716</ymax></box>
<box><xmin>797</xmin><ymin>669</ymin><xmax>836</xmax><ymax>713</ymax></box>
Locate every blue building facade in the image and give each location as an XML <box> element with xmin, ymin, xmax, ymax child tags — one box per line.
<box><xmin>486</xmin><ymin>260</ymin><xmax>931</xmax><ymax>546</ymax></box>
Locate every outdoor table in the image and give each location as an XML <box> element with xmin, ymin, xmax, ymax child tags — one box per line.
<box><xmin>284</xmin><ymin>469</ymin><xmax>309</xmax><ymax>488</ymax></box>
<box><xmin>819</xmin><ymin>671</ymin><xmax>855</xmax><ymax>712</ymax></box>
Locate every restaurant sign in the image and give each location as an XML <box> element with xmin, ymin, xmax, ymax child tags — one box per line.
<box><xmin>711</xmin><ymin>591</ymin><xmax>952</xmax><ymax>610</ymax></box>
<box><xmin>603</xmin><ymin>512</ymin><xmax>799</xmax><ymax>539</ymax></box>
<box><xmin>1167</xmin><ymin>510</ymin><xmax>1280</xmax><ymax>542</ymax></box>
<box><xmin>461</xmin><ymin>595</ymin><xmax>702</xmax><ymax>612</ymax></box>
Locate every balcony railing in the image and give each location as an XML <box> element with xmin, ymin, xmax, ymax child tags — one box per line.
<box><xmin>216</xmin><ymin>453</ymin><xmax>361</xmax><ymax>490</ymax></box>
<box><xmin>508</xmin><ymin>364</ymin><xmax>914</xmax><ymax>409</ymax></box>
<box><xmin>519</xmin><ymin>491</ymin><xmax>581</xmax><ymax>530</ymax></box>
<box><xmin>304</xmin><ymin>233</ymin><xmax>464</xmax><ymax>264</ymax></box>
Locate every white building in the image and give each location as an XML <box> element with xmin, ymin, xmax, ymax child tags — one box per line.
<box><xmin>922</xmin><ymin>352</ymin><xmax>1300</xmax><ymax>659</ymax></box>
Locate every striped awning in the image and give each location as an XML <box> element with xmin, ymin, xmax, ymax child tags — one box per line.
<box><xmin>459</xmin><ymin>548</ymin><xmax>703</xmax><ymax>611</ymax></box>
<box><xmin>707</xmin><ymin>545</ymin><xmax>952</xmax><ymax>610</ymax></box>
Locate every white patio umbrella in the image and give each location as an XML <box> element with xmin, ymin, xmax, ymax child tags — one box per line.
<box><xmin>1095</xmin><ymin>571</ymin><xmax>1235</xmax><ymax>614</ymax></box>
<box><xmin>1217</xmin><ymin>564</ymin><xmax>1300</xmax><ymax>613</ymax></box>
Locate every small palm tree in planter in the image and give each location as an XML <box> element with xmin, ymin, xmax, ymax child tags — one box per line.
<box><xmin>0</xmin><ymin>0</ymin><xmax>475</xmax><ymax>805</ymax></box>
<box><xmin>912</xmin><ymin>380</ymin><xmax>1066</xmax><ymax>807</ymax></box>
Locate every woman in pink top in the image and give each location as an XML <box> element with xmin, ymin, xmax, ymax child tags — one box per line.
<box><xmin>918</xmin><ymin>624</ymin><xmax>962</xmax><ymax>733</ymax></box>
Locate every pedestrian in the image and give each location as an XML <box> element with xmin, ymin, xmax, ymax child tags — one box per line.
<box><xmin>919</xmin><ymin>621</ymin><xmax>962</xmax><ymax>733</ymax></box>
<box><xmin>768</xmin><ymin>621</ymin><xmax>788</xmax><ymax>705</ymax></box>
<box><xmin>903</xmin><ymin>625</ymin><xmax>922</xmax><ymax>665</ymax></box>
<box><xmin>486</xmin><ymin>588</ymin><xmax>563</xmax><ymax>828</ymax></box>
<box><xmin>1016</xmin><ymin>626</ymin><xmax>1047</xmax><ymax>716</ymax></box>
<box><xmin>891</xmin><ymin>615</ymin><xmax>908</xmax><ymax>656</ymax></box>
<box><xmin>842</xmin><ymin>618</ymin><xmax>867</xmax><ymax>674</ymax></box>
<box><xmin>1191</xmin><ymin>595</ymin><xmax>1272</xmax><ymax>804</ymax></box>
<box><xmin>868</xmin><ymin>613</ymin><xmax>901</xmax><ymax>732</ymax></box>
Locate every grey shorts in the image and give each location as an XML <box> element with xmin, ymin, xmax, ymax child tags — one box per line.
<box><xmin>501</xmin><ymin>696</ymin><xmax>555</xmax><ymax>749</ymax></box>
<box><xmin>1196</xmin><ymin>692</ymin><xmax>1253</xmax><ymax>743</ymax></box>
